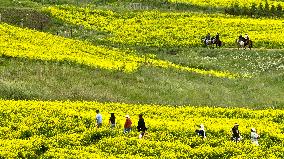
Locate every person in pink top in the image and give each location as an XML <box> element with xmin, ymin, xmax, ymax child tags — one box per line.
<box><xmin>124</xmin><ymin>115</ymin><xmax>132</xmax><ymax>133</ymax></box>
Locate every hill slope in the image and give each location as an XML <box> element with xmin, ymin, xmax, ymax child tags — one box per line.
<box><xmin>0</xmin><ymin>0</ymin><xmax>284</xmax><ymax>107</ymax></box>
<box><xmin>0</xmin><ymin>0</ymin><xmax>284</xmax><ymax>158</ymax></box>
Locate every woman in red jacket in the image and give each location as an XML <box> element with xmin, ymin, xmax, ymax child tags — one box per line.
<box><xmin>124</xmin><ymin>115</ymin><xmax>132</xmax><ymax>133</ymax></box>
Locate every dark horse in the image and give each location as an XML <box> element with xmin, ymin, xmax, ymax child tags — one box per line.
<box><xmin>236</xmin><ymin>37</ymin><xmax>253</xmax><ymax>50</ymax></box>
<box><xmin>202</xmin><ymin>37</ymin><xmax>222</xmax><ymax>48</ymax></box>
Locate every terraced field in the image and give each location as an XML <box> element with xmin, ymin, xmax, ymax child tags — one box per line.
<box><xmin>0</xmin><ymin>0</ymin><xmax>284</xmax><ymax>158</ymax></box>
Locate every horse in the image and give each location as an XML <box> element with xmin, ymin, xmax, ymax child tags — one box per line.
<box><xmin>213</xmin><ymin>38</ymin><xmax>222</xmax><ymax>48</ymax></box>
<box><xmin>202</xmin><ymin>37</ymin><xmax>222</xmax><ymax>49</ymax></box>
<box><xmin>236</xmin><ymin>38</ymin><xmax>253</xmax><ymax>50</ymax></box>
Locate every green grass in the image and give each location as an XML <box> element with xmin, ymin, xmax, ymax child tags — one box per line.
<box><xmin>0</xmin><ymin>0</ymin><xmax>39</xmax><ymax>7</ymax></box>
<box><xmin>1</xmin><ymin>47</ymin><xmax>283</xmax><ymax>108</ymax></box>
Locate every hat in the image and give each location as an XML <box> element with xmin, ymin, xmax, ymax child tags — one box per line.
<box><xmin>125</xmin><ymin>115</ymin><xmax>130</xmax><ymax>118</ymax></box>
<box><xmin>234</xmin><ymin>123</ymin><xmax>239</xmax><ymax>126</ymax></box>
<box><xmin>200</xmin><ymin>124</ymin><xmax>205</xmax><ymax>130</ymax></box>
<box><xmin>251</xmin><ymin>128</ymin><xmax>256</xmax><ymax>132</ymax></box>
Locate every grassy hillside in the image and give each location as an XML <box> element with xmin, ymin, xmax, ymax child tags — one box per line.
<box><xmin>0</xmin><ymin>0</ymin><xmax>284</xmax><ymax>158</ymax></box>
<box><xmin>0</xmin><ymin>0</ymin><xmax>283</xmax><ymax>108</ymax></box>
<box><xmin>1</xmin><ymin>47</ymin><xmax>283</xmax><ymax>108</ymax></box>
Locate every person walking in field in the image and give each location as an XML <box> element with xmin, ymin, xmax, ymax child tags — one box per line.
<box><xmin>231</xmin><ymin>123</ymin><xmax>241</xmax><ymax>143</ymax></box>
<box><xmin>124</xmin><ymin>115</ymin><xmax>132</xmax><ymax>133</ymax></box>
<box><xmin>251</xmin><ymin>128</ymin><xmax>260</xmax><ymax>146</ymax></box>
<box><xmin>96</xmin><ymin>110</ymin><xmax>103</xmax><ymax>128</ymax></box>
<box><xmin>109</xmin><ymin>113</ymin><xmax>116</xmax><ymax>129</ymax></box>
<box><xmin>195</xmin><ymin>124</ymin><xmax>206</xmax><ymax>139</ymax></box>
<box><xmin>137</xmin><ymin>114</ymin><xmax>147</xmax><ymax>139</ymax></box>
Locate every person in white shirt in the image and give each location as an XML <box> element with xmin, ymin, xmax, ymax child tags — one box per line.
<box><xmin>195</xmin><ymin>124</ymin><xmax>206</xmax><ymax>139</ymax></box>
<box><xmin>244</xmin><ymin>33</ymin><xmax>250</xmax><ymax>45</ymax></box>
<box><xmin>251</xmin><ymin>128</ymin><xmax>260</xmax><ymax>146</ymax></box>
<box><xmin>96</xmin><ymin>110</ymin><xmax>103</xmax><ymax>128</ymax></box>
<box><xmin>244</xmin><ymin>34</ymin><xmax>249</xmax><ymax>40</ymax></box>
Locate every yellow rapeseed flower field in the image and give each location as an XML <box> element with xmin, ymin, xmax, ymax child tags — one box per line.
<box><xmin>169</xmin><ymin>0</ymin><xmax>284</xmax><ymax>8</ymax></box>
<box><xmin>0</xmin><ymin>23</ymin><xmax>241</xmax><ymax>78</ymax></box>
<box><xmin>46</xmin><ymin>6</ymin><xmax>284</xmax><ymax>48</ymax></box>
<box><xmin>0</xmin><ymin>99</ymin><xmax>283</xmax><ymax>158</ymax></box>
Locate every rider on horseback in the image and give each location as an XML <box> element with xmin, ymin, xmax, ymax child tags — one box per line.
<box><xmin>206</xmin><ymin>33</ymin><xmax>211</xmax><ymax>40</ymax></box>
<box><xmin>216</xmin><ymin>33</ymin><xmax>220</xmax><ymax>41</ymax></box>
<box><xmin>244</xmin><ymin>34</ymin><xmax>249</xmax><ymax>45</ymax></box>
<box><xmin>203</xmin><ymin>33</ymin><xmax>211</xmax><ymax>45</ymax></box>
<box><xmin>237</xmin><ymin>33</ymin><xmax>252</xmax><ymax>50</ymax></box>
<box><xmin>238</xmin><ymin>34</ymin><xmax>243</xmax><ymax>42</ymax></box>
<box><xmin>202</xmin><ymin>33</ymin><xmax>222</xmax><ymax>48</ymax></box>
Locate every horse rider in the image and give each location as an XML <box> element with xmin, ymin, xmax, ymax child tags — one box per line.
<box><xmin>216</xmin><ymin>33</ymin><xmax>220</xmax><ymax>41</ymax></box>
<box><xmin>211</xmin><ymin>36</ymin><xmax>216</xmax><ymax>44</ymax></box>
<box><xmin>206</xmin><ymin>33</ymin><xmax>211</xmax><ymax>40</ymax></box>
<box><xmin>244</xmin><ymin>34</ymin><xmax>250</xmax><ymax>45</ymax></box>
<box><xmin>204</xmin><ymin>33</ymin><xmax>211</xmax><ymax>45</ymax></box>
<box><xmin>238</xmin><ymin>34</ymin><xmax>243</xmax><ymax>42</ymax></box>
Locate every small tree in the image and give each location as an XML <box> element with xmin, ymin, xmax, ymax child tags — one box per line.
<box><xmin>250</xmin><ymin>3</ymin><xmax>257</xmax><ymax>17</ymax></box>
<box><xmin>225</xmin><ymin>3</ymin><xmax>235</xmax><ymax>15</ymax></box>
<box><xmin>264</xmin><ymin>1</ymin><xmax>270</xmax><ymax>16</ymax></box>
<box><xmin>242</xmin><ymin>6</ymin><xmax>249</xmax><ymax>16</ymax></box>
<box><xmin>258</xmin><ymin>3</ymin><xmax>264</xmax><ymax>16</ymax></box>
<box><xmin>270</xmin><ymin>4</ymin><xmax>276</xmax><ymax>16</ymax></box>
<box><xmin>233</xmin><ymin>2</ymin><xmax>241</xmax><ymax>15</ymax></box>
<box><xmin>276</xmin><ymin>4</ymin><xmax>283</xmax><ymax>17</ymax></box>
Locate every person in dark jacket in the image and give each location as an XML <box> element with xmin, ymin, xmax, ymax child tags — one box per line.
<box><xmin>109</xmin><ymin>113</ymin><xmax>116</xmax><ymax>128</ymax></box>
<box><xmin>231</xmin><ymin>123</ymin><xmax>241</xmax><ymax>143</ymax></box>
<box><xmin>216</xmin><ymin>33</ymin><xmax>220</xmax><ymax>41</ymax></box>
<box><xmin>206</xmin><ymin>33</ymin><xmax>211</xmax><ymax>40</ymax></box>
<box><xmin>204</xmin><ymin>33</ymin><xmax>211</xmax><ymax>45</ymax></box>
<box><xmin>238</xmin><ymin>34</ymin><xmax>243</xmax><ymax>42</ymax></box>
<box><xmin>244</xmin><ymin>33</ymin><xmax>250</xmax><ymax>45</ymax></box>
<box><xmin>137</xmin><ymin>114</ymin><xmax>147</xmax><ymax>139</ymax></box>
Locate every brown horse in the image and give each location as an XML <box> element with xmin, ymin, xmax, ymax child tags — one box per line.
<box><xmin>236</xmin><ymin>38</ymin><xmax>253</xmax><ymax>50</ymax></box>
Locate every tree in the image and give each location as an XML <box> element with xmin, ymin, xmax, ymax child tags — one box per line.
<box><xmin>242</xmin><ymin>6</ymin><xmax>249</xmax><ymax>16</ymax></box>
<box><xmin>258</xmin><ymin>3</ymin><xmax>264</xmax><ymax>16</ymax></box>
<box><xmin>250</xmin><ymin>3</ymin><xmax>257</xmax><ymax>17</ymax></box>
<box><xmin>233</xmin><ymin>2</ymin><xmax>241</xmax><ymax>15</ymax></box>
<box><xmin>270</xmin><ymin>4</ymin><xmax>276</xmax><ymax>16</ymax></box>
<box><xmin>276</xmin><ymin>4</ymin><xmax>283</xmax><ymax>17</ymax></box>
<box><xmin>264</xmin><ymin>1</ymin><xmax>270</xmax><ymax>16</ymax></box>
